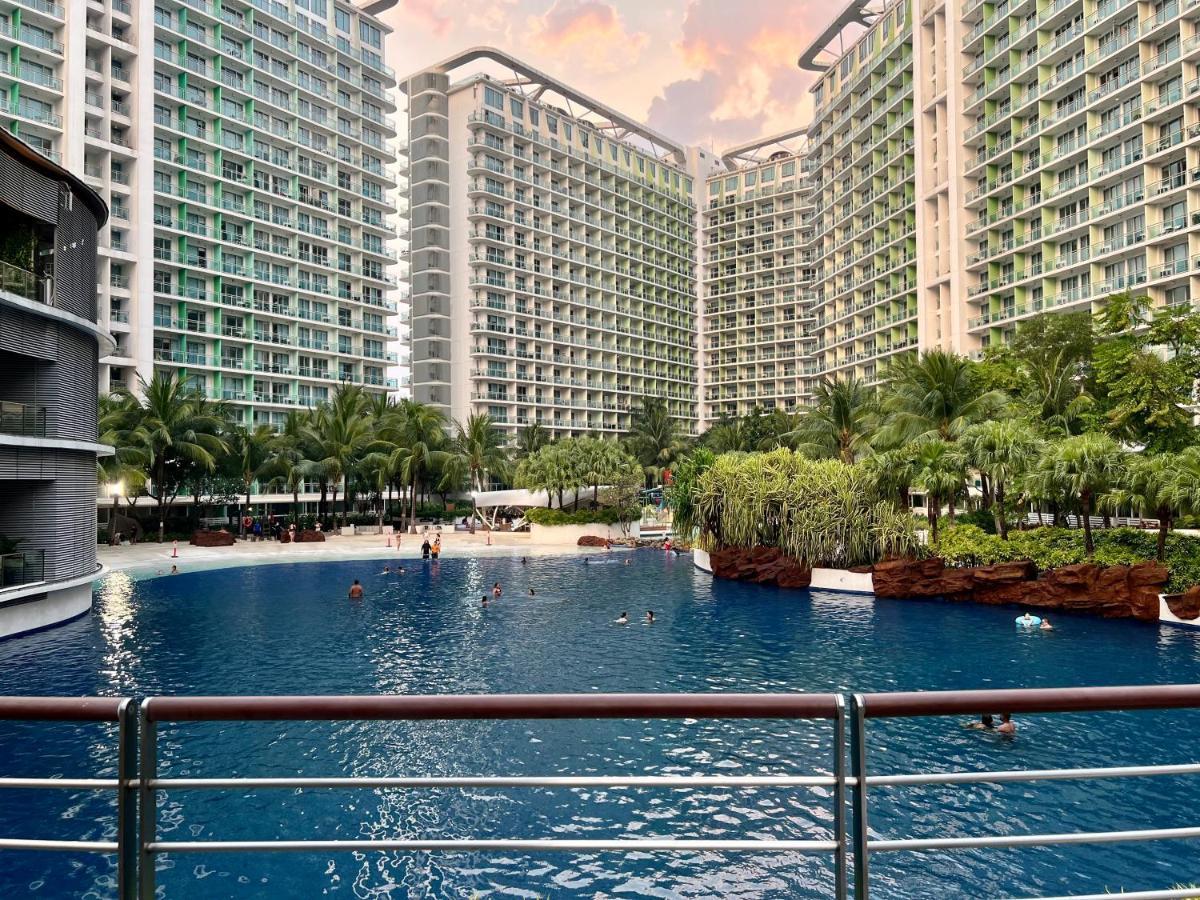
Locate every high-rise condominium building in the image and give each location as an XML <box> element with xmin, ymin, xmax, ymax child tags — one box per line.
<box><xmin>0</xmin><ymin>0</ymin><xmax>401</xmax><ymax>426</ymax></box>
<box><xmin>699</xmin><ymin>133</ymin><xmax>820</xmax><ymax>422</ymax></box>
<box><xmin>404</xmin><ymin>49</ymin><xmax>717</xmax><ymax>439</ymax></box>
<box><xmin>793</xmin><ymin>0</ymin><xmax>1200</xmax><ymax>392</ymax></box>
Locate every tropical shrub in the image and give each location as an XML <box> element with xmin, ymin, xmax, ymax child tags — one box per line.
<box><xmin>934</xmin><ymin>524</ymin><xmax>1200</xmax><ymax>593</ymax></box>
<box><xmin>692</xmin><ymin>449</ymin><xmax>921</xmax><ymax>567</ymax></box>
<box><xmin>525</xmin><ymin>506</ymin><xmax>639</xmax><ymax>526</ymax></box>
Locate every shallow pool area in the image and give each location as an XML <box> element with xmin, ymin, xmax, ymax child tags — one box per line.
<box><xmin>3</xmin><ymin>551</ymin><xmax>1200</xmax><ymax>898</ymax></box>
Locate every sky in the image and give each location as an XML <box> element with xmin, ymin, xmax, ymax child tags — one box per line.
<box><xmin>380</xmin><ymin>0</ymin><xmax>831</xmax><ymax>154</ymax></box>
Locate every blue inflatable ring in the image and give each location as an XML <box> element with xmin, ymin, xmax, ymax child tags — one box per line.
<box><xmin>1015</xmin><ymin>615</ymin><xmax>1042</xmax><ymax>627</ymax></box>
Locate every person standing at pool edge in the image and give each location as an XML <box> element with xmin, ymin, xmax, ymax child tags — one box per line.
<box><xmin>421</xmin><ymin>538</ymin><xmax>431</xmax><ymax>559</ymax></box>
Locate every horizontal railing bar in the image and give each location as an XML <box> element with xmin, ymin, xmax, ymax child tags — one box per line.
<box><xmin>143</xmin><ymin>693</ymin><xmax>843</xmax><ymax>722</ymax></box>
<box><xmin>859</xmin><ymin>684</ymin><xmax>1200</xmax><ymax>718</ymax></box>
<box><xmin>868</xmin><ymin>762</ymin><xmax>1200</xmax><ymax>787</ymax></box>
<box><xmin>0</xmin><ymin>778</ymin><xmax>120</xmax><ymax>790</ymax></box>
<box><xmin>870</xmin><ymin>824</ymin><xmax>1200</xmax><ymax>852</ymax></box>
<box><xmin>147</xmin><ymin>774</ymin><xmax>838</xmax><ymax>790</ymax></box>
<box><xmin>0</xmin><ymin>838</ymin><xmax>119</xmax><ymax>852</ymax></box>
<box><xmin>0</xmin><ymin>697</ymin><xmax>128</xmax><ymax>722</ymax></box>
<box><xmin>1010</xmin><ymin>889</ymin><xmax>1200</xmax><ymax>900</ymax></box>
<box><xmin>145</xmin><ymin>838</ymin><xmax>840</xmax><ymax>854</ymax></box>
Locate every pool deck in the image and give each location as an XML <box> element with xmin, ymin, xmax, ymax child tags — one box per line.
<box><xmin>98</xmin><ymin>530</ymin><xmax>597</xmax><ymax>580</ymax></box>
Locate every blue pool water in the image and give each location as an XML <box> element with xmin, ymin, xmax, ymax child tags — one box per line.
<box><xmin>2</xmin><ymin>551</ymin><xmax>1200</xmax><ymax>898</ymax></box>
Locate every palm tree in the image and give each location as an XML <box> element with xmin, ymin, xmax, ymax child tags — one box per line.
<box><xmin>863</xmin><ymin>446</ymin><xmax>919</xmax><ymax>512</ymax></box>
<box><xmin>626</xmin><ymin>397</ymin><xmax>686</xmax><ymax>487</ymax></box>
<box><xmin>1102</xmin><ymin>452</ymin><xmax>1178</xmax><ymax>561</ymax></box>
<box><xmin>300</xmin><ymin>385</ymin><xmax>374</xmax><ymax>527</ymax></box>
<box><xmin>913</xmin><ymin>439</ymin><xmax>967</xmax><ymax>542</ymax></box>
<box><xmin>97</xmin><ymin>393</ymin><xmax>150</xmax><ymax>542</ymax></box>
<box><xmin>1045</xmin><ymin>433</ymin><xmax>1125</xmax><ymax>555</ymax></box>
<box><xmin>376</xmin><ymin>399</ymin><xmax>448</xmax><ymax>531</ymax></box>
<box><xmin>576</xmin><ymin>437</ymin><xmax>630</xmax><ymax>507</ymax></box>
<box><xmin>961</xmin><ymin>420</ymin><xmax>1042</xmax><ymax>538</ymax></box>
<box><xmin>515</xmin><ymin>442</ymin><xmax>581</xmax><ymax>510</ymax></box>
<box><xmin>878</xmin><ymin>350</ymin><xmax>1008</xmax><ymax>446</ymax></box>
<box><xmin>115</xmin><ymin>371</ymin><xmax>229</xmax><ymax>542</ymax></box>
<box><xmin>231</xmin><ymin>423</ymin><xmax>276</xmax><ymax>537</ymax></box>
<box><xmin>449</xmin><ymin>413</ymin><xmax>509</xmax><ymax>492</ymax></box>
<box><xmin>1023</xmin><ymin>350</ymin><xmax>1092</xmax><ymax>436</ymax></box>
<box><xmin>784</xmin><ymin>376</ymin><xmax>876</xmax><ymax>463</ymax></box>
<box><xmin>515</xmin><ymin>422</ymin><xmax>550</xmax><ymax>457</ymax></box>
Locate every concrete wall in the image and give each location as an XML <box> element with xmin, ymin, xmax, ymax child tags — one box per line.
<box><xmin>529</xmin><ymin>522</ymin><xmax>640</xmax><ymax>545</ymax></box>
<box><xmin>0</xmin><ymin>577</ymin><xmax>93</xmax><ymax>641</ymax></box>
<box><xmin>692</xmin><ymin>549</ymin><xmax>875</xmax><ymax>594</ymax></box>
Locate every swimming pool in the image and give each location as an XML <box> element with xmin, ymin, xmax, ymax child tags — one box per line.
<box><xmin>2</xmin><ymin>551</ymin><xmax>1199</xmax><ymax>898</ymax></box>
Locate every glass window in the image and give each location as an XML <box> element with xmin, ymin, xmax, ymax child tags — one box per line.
<box><xmin>334</xmin><ymin>6</ymin><xmax>350</xmax><ymax>32</ymax></box>
<box><xmin>762</xmin><ymin>166</ymin><xmax>775</xmax><ymax>182</ymax></box>
<box><xmin>359</xmin><ymin>20</ymin><xmax>381</xmax><ymax>48</ymax></box>
<box><xmin>724</xmin><ymin>176</ymin><xmax>738</xmax><ymax>191</ymax></box>
<box><xmin>745</xmin><ymin>171</ymin><xmax>757</xmax><ymax>186</ymax></box>
<box><xmin>510</xmin><ymin>98</ymin><xmax>523</xmax><ymax>118</ymax></box>
<box><xmin>484</xmin><ymin>85</ymin><xmax>504</xmax><ymax>109</ymax></box>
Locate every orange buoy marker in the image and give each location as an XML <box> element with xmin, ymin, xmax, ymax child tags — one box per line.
<box><xmin>171</xmin><ymin>540</ymin><xmax>178</xmax><ymax>558</ymax></box>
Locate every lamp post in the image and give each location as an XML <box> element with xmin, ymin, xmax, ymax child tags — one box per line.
<box><xmin>106</xmin><ymin>480</ymin><xmax>124</xmax><ymax>546</ymax></box>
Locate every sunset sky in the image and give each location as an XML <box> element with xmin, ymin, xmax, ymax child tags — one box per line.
<box><xmin>380</xmin><ymin>0</ymin><xmax>830</xmax><ymax>153</ymax></box>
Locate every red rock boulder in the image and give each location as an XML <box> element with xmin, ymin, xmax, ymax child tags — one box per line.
<box><xmin>190</xmin><ymin>529</ymin><xmax>235</xmax><ymax>547</ymax></box>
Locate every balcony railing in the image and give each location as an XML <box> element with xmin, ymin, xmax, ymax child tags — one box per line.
<box><xmin>0</xmin><ymin>400</ymin><xmax>46</xmax><ymax>436</ymax></box>
<box><xmin>10</xmin><ymin>686</ymin><xmax>1200</xmax><ymax>899</ymax></box>
<box><xmin>0</xmin><ymin>259</ymin><xmax>42</xmax><ymax>302</ymax></box>
<box><xmin>0</xmin><ymin>549</ymin><xmax>45</xmax><ymax>587</ymax></box>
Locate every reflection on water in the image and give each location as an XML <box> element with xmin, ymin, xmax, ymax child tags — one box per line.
<box><xmin>0</xmin><ymin>552</ymin><xmax>1199</xmax><ymax>897</ymax></box>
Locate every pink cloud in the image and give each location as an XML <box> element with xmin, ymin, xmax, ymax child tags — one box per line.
<box><xmin>647</xmin><ymin>0</ymin><xmax>825</xmax><ymax>148</ymax></box>
<box><xmin>397</xmin><ymin>0</ymin><xmax>453</xmax><ymax>37</ymax></box>
<box><xmin>529</xmin><ymin>0</ymin><xmax>649</xmax><ymax>74</ymax></box>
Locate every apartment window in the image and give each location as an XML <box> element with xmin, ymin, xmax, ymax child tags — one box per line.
<box><xmin>359</xmin><ymin>20</ymin><xmax>381</xmax><ymax>48</ymax></box>
<box><xmin>484</xmin><ymin>85</ymin><xmax>504</xmax><ymax>110</ymax></box>
<box><xmin>510</xmin><ymin>98</ymin><xmax>523</xmax><ymax>119</ymax></box>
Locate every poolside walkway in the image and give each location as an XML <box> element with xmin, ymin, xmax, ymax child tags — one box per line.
<box><xmin>99</xmin><ymin>529</ymin><xmax>592</xmax><ymax>579</ymax></box>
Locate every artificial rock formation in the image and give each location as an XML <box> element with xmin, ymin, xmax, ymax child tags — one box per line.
<box><xmin>190</xmin><ymin>529</ymin><xmax>236</xmax><ymax>547</ymax></box>
<box><xmin>1165</xmin><ymin>587</ymin><xmax>1200</xmax><ymax>621</ymax></box>
<box><xmin>872</xmin><ymin>557</ymin><xmax>1168</xmax><ymax>621</ymax></box>
<box><xmin>708</xmin><ymin>546</ymin><xmax>814</xmax><ymax>589</ymax></box>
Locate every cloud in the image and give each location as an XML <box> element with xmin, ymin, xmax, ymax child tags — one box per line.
<box><xmin>396</xmin><ymin>0</ymin><xmax>454</xmax><ymax>37</ymax></box>
<box><xmin>646</xmin><ymin>0</ymin><xmax>824</xmax><ymax>149</ymax></box>
<box><xmin>528</xmin><ymin>0</ymin><xmax>650</xmax><ymax>75</ymax></box>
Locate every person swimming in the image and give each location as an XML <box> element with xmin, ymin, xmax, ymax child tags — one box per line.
<box><xmin>997</xmin><ymin>712</ymin><xmax>1016</xmax><ymax>734</ymax></box>
<box><xmin>1040</xmin><ymin>617</ymin><xmax>1054</xmax><ymax>630</ymax></box>
<box><xmin>481</xmin><ymin>595</ymin><xmax>489</xmax><ymax>607</ymax></box>
<box><xmin>1017</xmin><ymin>612</ymin><xmax>1036</xmax><ymax>627</ymax></box>
<box><xmin>170</xmin><ymin>565</ymin><xmax>178</xmax><ymax>575</ymax></box>
<box><xmin>966</xmin><ymin>713</ymin><xmax>995</xmax><ymax>730</ymax></box>
<box><xmin>623</xmin><ymin>558</ymin><xmax>631</xmax><ymax>565</ymax></box>
<box><xmin>379</xmin><ymin>565</ymin><xmax>391</xmax><ymax>575</ymax></box>
<box><xmin>492</xmin><ymin>582</ymin><xmax>502</xmax><ymax>597</ymax></box>
<box><xmin>348</xmin><ymin>580</ymin><xmax>364</xmax><ymax>599</ymax></box>
<box><xmin>529</xmin><ymin>588</ymin><xmax>536</xmax><ymax>596</ymax></box>
<box><xmin>397</xmin><ymin>566</ymin><xmax>406</xmax><ymax>575</ymax></box>
<box><xmin>521</xmin><ymin>556</ymin><xmax>527</xmax><ymax>564</ymax></box>
<box><xmin>615</xmin><ymin>612</ymin><xmax>628</xmax><ymax>624</ymax></box>
<box><xmin>645</xmin><ymin>610</ymin><xmax>655</xmax><ymax>624</ymax></box>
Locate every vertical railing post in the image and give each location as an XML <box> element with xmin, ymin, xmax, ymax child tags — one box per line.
<box><xmin>849</xmin><ymin>694</ymin><xmax>869</xmax><ymax>899</ymax></box>
<box><xmin>138</xmin><ymin>702</ymin><xmax>158</xmax><ymax>900</ymax></box>
<box><xmin>832</xmin><ymin>694</ymin><xmax>848</xmax><ymax>900</ymax></box>
<box><xmin>116</xmin><ymin>699</ymin><xmax>138</xmax><ymax>900</ymax></box>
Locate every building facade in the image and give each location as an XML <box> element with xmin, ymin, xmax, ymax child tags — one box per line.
<box><xmin>699</xmin><ymin>133</ymin><xmax>820</xmax><ymax>422</ymax></box>
<box><xmin>404</xmin><ymin>49</ymin><xmax>717</xmax><ymax>439</ymax></box>
<box><xmin>0</xmin><ymin>129</ymin><xmax>110</xmax><ymax>639</ymax></box>
<box><xmin>0</xmin><ymin>0</ymin><xmax>402</xmax><ymax>426</ymax></box>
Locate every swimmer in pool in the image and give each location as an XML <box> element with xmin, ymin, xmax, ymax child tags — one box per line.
<box><xmin>623</xmin><ymin>558</ymin><xmax>631</xmax><ymax>565</ymax></box>
<box><xmin>379</xmin><ymin>565</ymin><xmax>391</xmax><ymax>575</ymax></box>
<box><xmin>348</xmin><ymin>580</ymin><xmax>364</xmax><ymax>599</ymax></box>
<box><xmin>615</xmin><ymin>612</ymin><xmax>628</xmax><ymax>624</ymax></box>
<box><xmin>966</xmin><ymin>714</ymin><xmax>995</xmax><ymax>730</ymax></box>
<box><xmin>529</xmin><ymin>588</ymin><xmax>536</xmax><ymax>596</ymax></box>
<box><xmin>645</xmin><ymin>610</ymin><xmax>654</xmax><ymax>624</ymax></box>
<box><xmin>997</xmin><ymin>713</ymin><xmax>1016</xmax><ymax>734</ymax></box>
<box><xmin>481</xmin><ymin>595</ymin><xmax>489</xmax><ymax>607</ymax></box>
<box><xmin>1017</xmin><ymin>612</ymin><xmax>1036</xmax><ymax>627</ymax></box>
<box><xmin>492</xmin><ymin>582</ymin><xmax>502</xmax><ymax>597</ymax></box>
<box><xmin>1040</xmin><ymin>617</ymin><xmax>1054</xmax><ymax>630</ymax></box>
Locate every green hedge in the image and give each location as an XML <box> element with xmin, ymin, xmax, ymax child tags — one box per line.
<box><xmin>525</xmin><ymin>506</ymin><xmax>638</xmax><ymax>526</ymax></box>
<box><xmin>934</xmin><ymin>524</ymin><xmax>1200</xmax><ymax>594</ymax></box>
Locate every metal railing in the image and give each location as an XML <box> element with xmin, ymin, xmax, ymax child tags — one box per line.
<box><xmin>138</xmin><ymin>693</ymin><xmax>848</xmax><ymax>899</ymax></box>
<box><xmin>3</xmin><ymin>688</ymin><xmax>1200</xmax><ymax>898</ymax></box>
<box><xmin>849</xmin><ymin>684</ymin><xmax>1200</xmax><ymax>900</ymax></box>
<box><xmin>0</xmin><ymin>697</ymin><xmax>136</xmax><ymax>896</ymax></box>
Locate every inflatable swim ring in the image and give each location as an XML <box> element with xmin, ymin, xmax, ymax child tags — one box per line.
<box><xmin>1015</xmin><ymin>615</ymin><xmax>1042</xmax><ymax>627</ymax></box>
